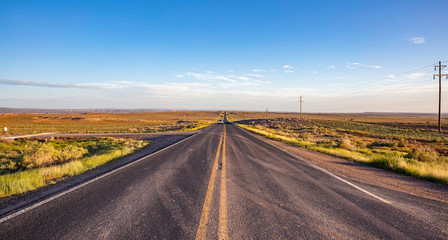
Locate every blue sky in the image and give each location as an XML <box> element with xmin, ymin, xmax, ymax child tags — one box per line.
<box><xmin>1</xmin><ymin>0</ymin><xmax>448</xmax><ymax>112</ymax></box>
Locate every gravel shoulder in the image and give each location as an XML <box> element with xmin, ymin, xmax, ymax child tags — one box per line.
<box><xmin>245</xmin><ymin>128</ymin><xmax>448</xmax><ymax>204</ymax></box>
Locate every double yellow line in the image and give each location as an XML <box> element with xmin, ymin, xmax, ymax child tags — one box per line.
<box><xmin>219</xmin><ymin>125</ymin><xmax>228</xmax><ymax>240</ymax></box>
<box><xmin>195</xmin><ymin>124</ymin><xmax>228</xmax><ymax>240</ymax></box>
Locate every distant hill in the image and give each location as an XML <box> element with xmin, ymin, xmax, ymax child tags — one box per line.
<box><xmin>0</xmin><ymin>108</ymin><xmax>173</xmax><ymax>114</ymax></box>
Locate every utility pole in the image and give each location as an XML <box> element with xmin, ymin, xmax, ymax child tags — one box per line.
<box><xmin>434</xmin><ymin>61</ymin><xmax>448</xmax><ymax>132</ymax></box>
<box><xmin>298</xmin><ymin>96</ymin><xmax>303</xmax><ymax>119</ymax></box>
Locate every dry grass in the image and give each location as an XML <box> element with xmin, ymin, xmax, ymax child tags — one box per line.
<box><xmin>0</xmin><ymin>111</ymin><xmax>222</xmax><ymax>134</ymax></box>
<box><xmin>0</xmin><ymin>138</ymin><xmax>149</xmax><ymax>198</ymax></box>
<box><xmin>228</xmin><ymin>111</ymin><xmax>444</xmax><ymax>124</ymax></box>
<box><xmin>233</xmin><ymin>111</ymin><xmax>448</xmax><ymax>185</ymax></box>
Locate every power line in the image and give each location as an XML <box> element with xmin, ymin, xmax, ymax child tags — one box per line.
<box><xmin>307</xmin><ymin>60</ymin><xmax>448</xmax><ymax>113</ymax></box>
<box><xmin>367</xmin><ymin>79</ymin><xmax>434</xmax><ymax>96</ymax></box>
<box><xmin>316</xmin><ymin>62</ymin><xmax>440</xmax><ymax>97</ymax></box>
<box><xmin>308</xmin><ymin>63</ymin><xmax>442</xmax><ymax>102</ymax></box>
<box><xmin>309</xmin><ymin>79</ymin><xmax>435</xmax><ymax>104</ymax></box>
<box><xmin>292</xmin><ymin>60</ymin><xmax>448</xmax><ymax>117</ymax></box>
<box><xmin>310</xmin><ymin>78</ymin><xmax>433</xmax><ymax>102</ymax></box>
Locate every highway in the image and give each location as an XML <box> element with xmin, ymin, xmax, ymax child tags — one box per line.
<box><xmin>1</xmin><ymin>121</ymin><xmax>448</xmax><ymax>239</ymax></box>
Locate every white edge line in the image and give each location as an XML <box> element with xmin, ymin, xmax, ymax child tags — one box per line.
<box><xmin>0</xmin><ymin>130</ymin><xmax>203</xmax><ymax>223</ymax></box>
<box><xmin>235</xmin><ymin>124</ymin><xmax>392</xmax><ymax>204</ymax></box>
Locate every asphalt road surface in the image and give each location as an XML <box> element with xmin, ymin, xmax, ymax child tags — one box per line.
<box><xmin>1</xmin><ymin>122</ymin><xmax>448</xmax><ymax>239</ymax></box>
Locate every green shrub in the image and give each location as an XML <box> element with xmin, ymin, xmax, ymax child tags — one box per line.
<box><xmin>397</xmin><ymin>137</ymin><xmax>409</xmax><ymax>148</ymax></box>
<box><xmin>22</xmin><ymin>143</ymin><xmax>57</xmax><ymax>168</ymax></box>
<box><xmin>57</xmin><ymin>145</ymin><xmax>88</xmax><ymax>163</ymax></box>
<box><xmin>369</xmin><ymin>155</ymin><xmax>399</xmax><ymax>170</ymax></box>
<box><xmin>410</xmin><ymin>146</ymin><xmax>439</xmax><ymax>162</ymax></box>
<box><xmin>339</xmin><ymin>136</ymin><xmax>357</xmax><ymax>151</ymax></box>
<box><xmin>353</xmin><ymin>137</ymin><xmax>367</xmax><ymax>148</ymax></box>
<box><xmin>21</xmin><ymin>143</ymin><xmax>87</xmax><ymax>168</ymax></box>
<box><xmin>301</xmin><ymin>133</ymin><xmax>312</xmax><ymax>141</ymax></box>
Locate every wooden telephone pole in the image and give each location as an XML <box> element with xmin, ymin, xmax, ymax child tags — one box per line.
<box><xmin>434</xmin><ymin>61</ymin><xmax>448</xmax><ymax>132</ymax></box>
<box><xmin>298</xmin><ymin>96</ymin><xmax>303</xmax><ymax>119</ymax></box>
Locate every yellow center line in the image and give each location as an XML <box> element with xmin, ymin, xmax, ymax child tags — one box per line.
<box><xmin>218</xmin><ymin>124</ymin><xmax>229</xmax><ymax>239</ymax></box>
<box><xmin>195</xmin><ymin>131</ymin><xmax>223</xmax><ymax>240</ymax></box>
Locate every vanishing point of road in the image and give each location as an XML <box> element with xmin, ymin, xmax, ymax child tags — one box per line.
<box><xmin>1</xmin><ymin>119</ymin><xmax>448</xmax><ymax>239</ymax></box>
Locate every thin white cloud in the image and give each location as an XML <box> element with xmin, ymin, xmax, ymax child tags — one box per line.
<box><xmin>410</xmin><ymin>37</ymin><xmax>425</xmax><ymax>44</ymax></box>
<box><xmin>328</xmin><ymin>65</ymin><xmax>336</xmax><ymax>69</ymax></box>
<box><xmin>312</xmin><ymin>71</ymin><xmax>318</xmax><ymax>74</ymax></box>
<box><xmin>2</xmin><ymin>75</ymin><xmax>438</xmax><ymax>112</ymax></box>
<box><xmin>186</xmin><ymin>72</ymin><xmax>233</xmax><ymax>82</ymax></box>
<box><xmin>283</xmin><ymin>65</ymin><xmax>295</xmax><ymax>73</ymax></box>
<box><xmin>270</xmin><ymin>69</ymin><xmax>277</xmax><ymax>72</ymax></box>
<box><xmin>405</xmin><ymin>72</ymin><xmax>427</xmax><ymax>79</ymax></box>
<box><xmin>176</xmin><ymin>74</ymin><xmax>184</xmax><ymax>78</ymax></box>
<box><xmin>385</xmin><ymin>74</ymin><xmax>398</xmax><ymax>79</ymax></box>
<box><xmin>184</xmin><ymin>72</ymin><xmax>267</xmax><ymax>88</ymax></box>
<box><xmin>245</xmin><ymin>73</ymin><xmax>265</xmax><ymax>77</ymax></box>
<box><xmin>386</xmin><ymin>72</ymin><xmax>428</xmax><ymax>80</ymax></box>
<box><xmin>0</xmin><ymin>78</ymin><xmax>98</xmax><ymax>89</ymax></box>
<box><xmin>117</xmin><ymin>80</ymin><xmax>137</xmax><ymax>84</ymax></box>
<box><xmin>345</xmin><ymin>62</ymin><xmax>381</xmax><ymax>69</ymax></box>
<box><xmin>252</xmin><ymin>69</ymin><xmax>266</xmax><ymax>72</ymax></box>
<box><xmin>236</xmin><ymin>76</ymin><xmax>250</xmax><ymax>81</ymax></box>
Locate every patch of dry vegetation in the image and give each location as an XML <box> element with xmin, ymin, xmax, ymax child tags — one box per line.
<box><xmin>0</xmin><ymin>138</ymin><xmax>149</xmax><ymax>198</ymax></box>
<box><xmin>230</xmin><ymin>112</ymin><xmax>448</xmax><ymax>185</ymax></box>
<box><xmin>0</xmin><ymin>111</ymin><xmax>222</xmax><ymax>135</ymax></box>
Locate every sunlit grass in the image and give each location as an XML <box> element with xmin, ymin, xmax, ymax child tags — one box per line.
<box><xmin>238</xmin><ymin>123</ymin><xmax>448</xmax><ymax>185</ymax></box>
<box><xmin>0</xmin><ymin>138</ymin><xmax>149</xmax><ymax>198</ymax></box>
